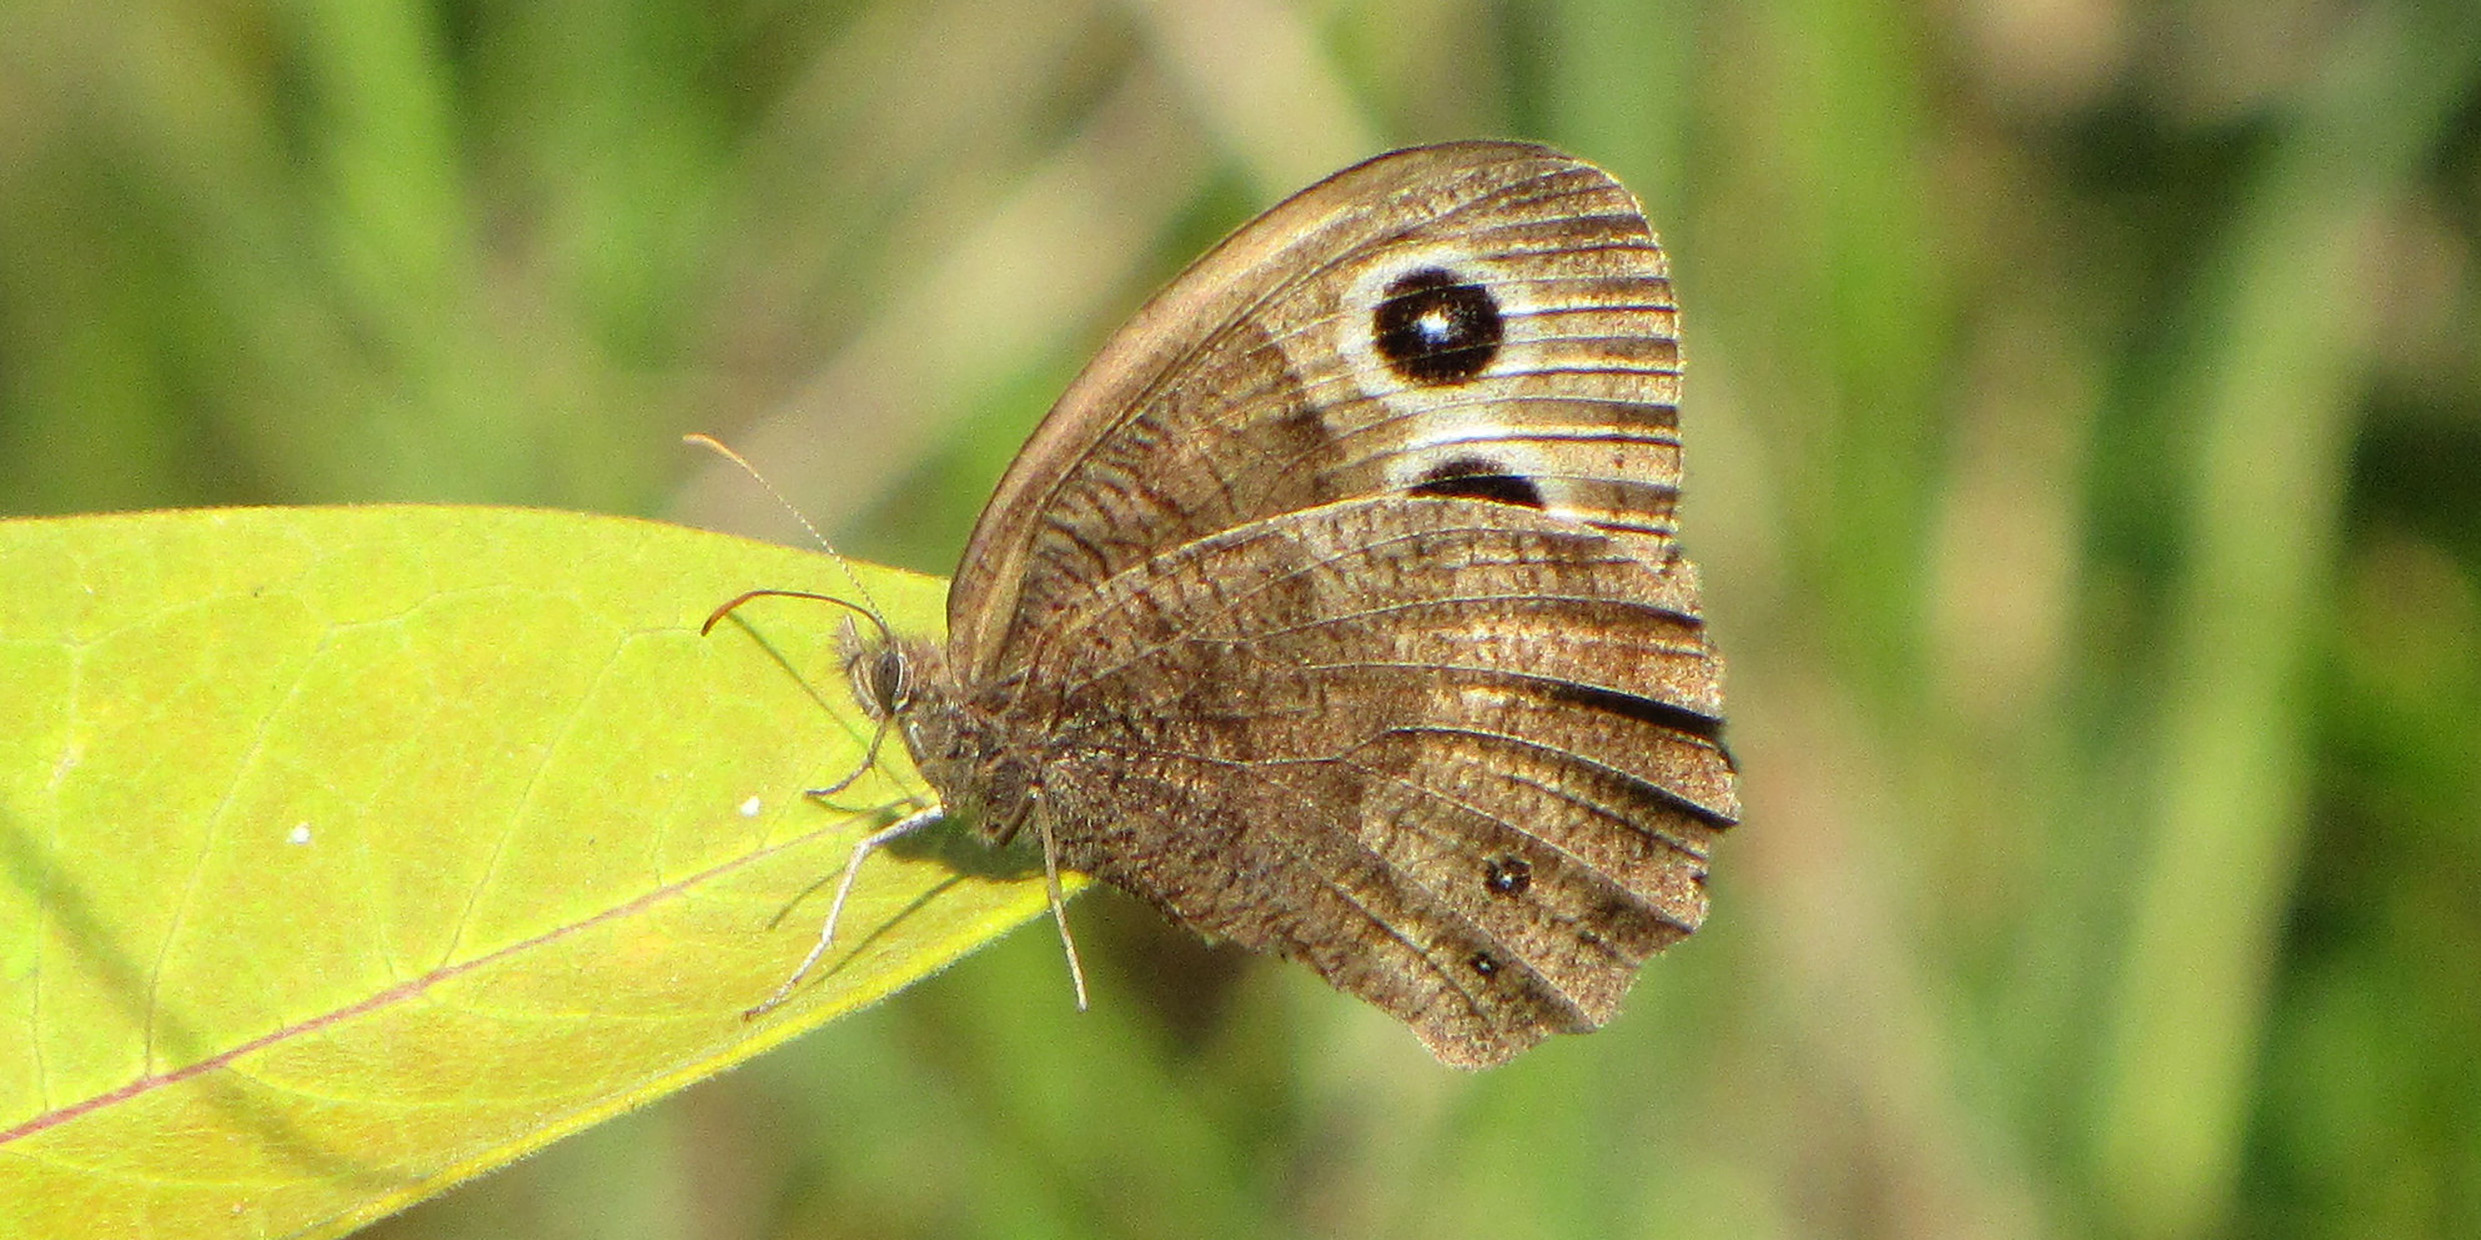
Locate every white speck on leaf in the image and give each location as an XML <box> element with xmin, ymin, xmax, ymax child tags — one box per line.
<box><xmin>50</xmin><ymin>742</ymin><xmax>82</xmax><ymax>789</ymax></box>
<box><xmin>739</xmin><ymin>796</ymin><xmax>764</xmax><ymax>818</ymax></box>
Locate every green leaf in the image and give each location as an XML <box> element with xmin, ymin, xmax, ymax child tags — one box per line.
<box><xmin>0</xmin><ymin>505</ymin><xmax>1050</xmax><ymax>1238</ymax></box>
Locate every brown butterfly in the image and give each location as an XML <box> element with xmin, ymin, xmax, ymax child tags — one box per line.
<box><xmin>712</xmin><ymin>140</ymin><xmax>1737</xmax><ymax>1068</ymax></box>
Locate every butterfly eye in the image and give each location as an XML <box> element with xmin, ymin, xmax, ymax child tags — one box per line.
<box><xmin>1371</xmin><ymin>267</ymin><xmax>1502</xmax><ymax>385</ymax></box>
<box><xmin>865</xmin><ymin>647</ymin><xmax>911</xmax><ymax>712</ymax></box>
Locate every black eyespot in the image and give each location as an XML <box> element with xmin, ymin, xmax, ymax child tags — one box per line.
<box><xmin>1411</xmin><ymin>456</ymin><xmax>1546</xmax><ymax>509</ymax></box>
<box><xmin>1468</xmin><ymin>952</ymin><xmax>1501</xmax><ymax>977</ymax></box>
<box><xmin>1483</xmin><ymin>856</ymin><xmax>1533</xmax><ymax>897</ymax></box>
<box><xmin>1372</xmin><ymin>267</ymin><xmax>1502</xmax><ymax>385</ymax></box>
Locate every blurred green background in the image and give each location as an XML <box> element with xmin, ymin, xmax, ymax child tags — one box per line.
<box><xmin>6</xmin><ymin>1</ymin><xmax>2479</xmax><ymax>1237</ymax></box>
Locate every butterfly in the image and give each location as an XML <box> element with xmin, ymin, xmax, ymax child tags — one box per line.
<box><xmin>712</xmin><ymin>140</ymin><xmax>1737</xmax><ymax>1068</ymax></box>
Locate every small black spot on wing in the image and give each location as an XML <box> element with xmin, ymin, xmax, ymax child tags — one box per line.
<box><xmin>1483</xmin><ymin>856</ymin><xmax>1533</xmax><ymax>896</ymax></box>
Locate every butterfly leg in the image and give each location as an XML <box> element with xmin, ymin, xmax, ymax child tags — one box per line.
<box><xmin>1031</xmin><ymin>807</ymin><xmax>1091</xmax><ymax>1012</ymax></box>
<box><xmin>804</xmin><ymin>717</ymin><xmax>893</xmax><ymax>800</ymax></box>
<box><xmin>744</xmin><ymin>804</ymin><xmax>947</xmax><ymax>1019</ymax></box>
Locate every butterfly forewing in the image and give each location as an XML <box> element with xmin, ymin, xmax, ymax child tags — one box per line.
<box><xmin>911</xmin><ymin>141</ymin><xmax>1733</xmax><ymax>1067</ymax></box>
<box><xmin>948</xmin><ymin>142</ymin><xmax>1686</xmax><ymax>677</ymax></box>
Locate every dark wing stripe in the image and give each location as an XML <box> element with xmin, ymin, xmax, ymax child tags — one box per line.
<box><xmin>1540</xmin><ymin>678</ymin><xmax>1729</xmax><ymax>745</ymax></box>
<box><xmin>1362</xmin><ymin>724</ymin><xmax>1738</xmax><ymax>830</ymax></box>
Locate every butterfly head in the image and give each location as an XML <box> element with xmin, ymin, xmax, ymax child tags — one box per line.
<box><xmin>837</xmin><ymin>632</ymin><xmax>1026</xmax><ymax>842</ymax></box>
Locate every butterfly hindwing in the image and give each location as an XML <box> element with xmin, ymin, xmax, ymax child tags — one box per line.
<box><xmin>1009</xmin><ymin>499</ymin><xmax>1732</xmax><ymax>1066</ymax></box>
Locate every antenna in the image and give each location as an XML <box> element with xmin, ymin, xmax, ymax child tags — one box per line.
<box><xmin>684</xmin><ymin>432</ymin><xmax>888</xmax><ymax>622</ymax></box>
